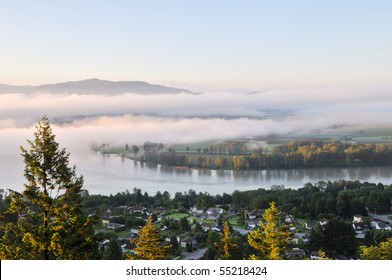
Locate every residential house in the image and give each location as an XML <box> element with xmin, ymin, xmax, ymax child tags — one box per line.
<box><xmin>247</xmin><ymin>218</ymin><xmax>259</xmax><ymax>230</ymax></box>
<box><xmin>286</xmin><ymin>248</ymin><xmax>306</xmax><ymax>259</ymax></box>
<box><xmin>305</xmin><ymin>221</ymin><xmax>317</xmax><ymax>230</ymax></box>
<box><xmin>228</xmin><ymin>208</ymin><xmax>242</xmax><ymax>215</ymax></box>
<box><xmin>102</xmin><ymin>208</ymin><xmax>115</xmax><ymax>225</ymax></box>
<box><xmin>121</xmin><ymin>242</ymin><xmax>136</xmax><ymax>254</ymax></box>
<box><xmin>200</xmin><ymin>222</ymin><xmax>213</xmax><ymax>232</ymax></box>
<box><xmin>292</xmin><ymin>233</ymin><xmax>310</xmax><ymax>245</ymax></box>
<box><xmin>206</xmin><ymin>208</ymin><xmax>224</xmax><ymax>215</ymax></box>
<box><xmin>212</xmin><ymin>225</ymin><xmax>224</xmax><ymax>232</ymax></box>
<box><xmin>319</xmin><ymin>218</ymin><xmax>328</xmax><ymax>227</ymax></box>
<box><xmin>107</xmin><ymin>223</ymin><xmax>125</xmax><ymax>230</ymax></box>
<box><xmin>207</xmin><ymin>211</ymin><xmax>220</xmax><ymax>220</ymax></box>
<box><xmin>190</xmin><ymin>206</ymin><xmax>204</xmax><ymax>215</ymax></box>
<box><xmin>247</xmin><ymin>209</ymin><xmax>259</xmax><ymax>220</ymax></box>
<box><xmin>353</xmin><ymin>215</ymin><xmax>364</xmax><ymax>224</ymax></box>
<box><xmin>284</xmin><ymin>214</ymin><xmax>294</xmax><ymax>224</ymax></box>
<box><xmin>199</xmin><ymin>213</ymin><xmax>208</xmax><ymax>220</ymax></box>
<box><xmin>127</xmin><ymin>206</ymin><xmax>145</xmax><ymax>214</ymax></box>
<box><xmin>375</xmin><ymin>222</ymin><xmax>392</xmax><ymax>230</ymax></box>
<box><xmin>180</xmin><ymin>237</ymin><xmax>198</xmax><ymax>249</ymax></box>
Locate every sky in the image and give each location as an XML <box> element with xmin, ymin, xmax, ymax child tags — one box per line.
<box><xmin>1</xmin><ymin>1</ymin><xmax>392</xmax><ymax>194</ymax></box>
<box><xmin>1</xmin><ymin>0</ymin><xmax>392</xmax><ymax>90</ymax></box>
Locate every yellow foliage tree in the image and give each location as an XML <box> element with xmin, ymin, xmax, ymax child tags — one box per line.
<box><xmin>216</xmin><ymin>222</ymin><xmax>239</xmax><ymax>260</ymax></box>
<box><xmin>128</xmin><ymin>216</ymin><xmax>170</xmax><ymax>260</ymax></box>
<box><xmin>360</xmin><ymin>238</ymin><xmax>392</xmax><ymax>260</ymax></box>
<box><xmin>248</xmin><ymin>201</ymin><xmax>293</xmax><ymax>260</ymax></box>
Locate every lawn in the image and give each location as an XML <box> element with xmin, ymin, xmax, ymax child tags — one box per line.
<box><xmin>165</xmin><ymin>212</ymin><xmax>189</xmax><ymax>220</ymax></box>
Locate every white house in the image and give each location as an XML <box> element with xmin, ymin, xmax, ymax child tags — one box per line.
<box><xmin>375</xmin><ymin>222</ymin><xmax>392</xmax><ymax>230</ymax></box>
<box><xmin>353</xmin><ymin>215</ymin><xmax>364</xmax><ymax>224</ymax></box>
<box><xmin>190</xmin><ymin>206</ymin><xmax>204</xmax><ymax>214</ymax></box>
<box><xmin>206</xmin><ymin>208</ymin><xmax>224</xmax><ymax>215</ymax></box>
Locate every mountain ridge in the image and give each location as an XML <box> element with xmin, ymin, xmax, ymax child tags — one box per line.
<box><xmin>0</xmin><ymin>78</ymin><xmax>195</xmax><ymax>95</ymax></box>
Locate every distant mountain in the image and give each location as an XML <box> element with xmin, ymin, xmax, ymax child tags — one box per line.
<box><xmin>0</xmin><ymin>78</ymin><xmax>195</xmax><ymax>95</ymax></box>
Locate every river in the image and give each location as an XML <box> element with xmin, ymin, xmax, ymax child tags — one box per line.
<box><xmin>2</xmin><ymin>151</ymin><xmax>392</xmax><ymax>196</ymax></box>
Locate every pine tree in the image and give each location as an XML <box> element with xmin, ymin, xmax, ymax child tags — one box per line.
<box><xmin>0</xmin><ymin>116</ymin><xmax>98</xmax><ymax>259</ymax></box>
<box><xmin>248</xmin><ymin>201</ymin><xmax>292</xmax><ymax>260</ymax></box>
<box><xmin>128</xmin><ymin>216</ymin><xmax>170</xmax><ymax>260</ymax></box>
<box><xmin>104</xmin><ymin>238</ymin><xmax>123</xmax><ymax>260</ymax></box>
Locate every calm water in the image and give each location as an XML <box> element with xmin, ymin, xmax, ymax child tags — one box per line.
<box><xmin>2</xmin><ymin>151</ymin><xmax>392</xmax><ymax>196</ymax></box>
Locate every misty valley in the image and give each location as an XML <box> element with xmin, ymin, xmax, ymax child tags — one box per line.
<box><xmin>1</xmin><ymin>81</ymin><xmax>392</xmax><ymax>261</ymax></box>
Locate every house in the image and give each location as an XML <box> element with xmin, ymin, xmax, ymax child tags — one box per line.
<box><xmin>121</xmin><ymin>242</ymin><xmax>136</xmax><ymax>254</ymax></box>
<box><xmin>320</xmin><ymin>218</ymin><xmax>328</xmax><ymax>227</ymax></box>
<box><xmin>293</xmin><ymin>233</ymin><xmax>310</xmax><ymax>245</ymax></box>
<box><xmin>353</xmin><ymin>215</ymin><xmax>364</xmax><ymax>224</ymax></box>
<box><xmin>190</xmin><ymin>206</ymin><xmax>204</xmax><ymax>214</ymax></box>
<box><xmin>102</xmin><ymin>214</ymin><xmax>111</xmax><ymax>225</ymax></box>
<box><xmin>200</xmin><ymin>222</ymin><xmax>213</xmax><ymax>232</ymax></box>
<box><xmin>247</xmin><ymin>218</ymin><xmax>260</xmax><ymax>230</ymax></box>
<box><xmin>130</xmin><ymin>228</ymin><xmax>140</xmax><ymax>235</ymax></box>
<box><xmin>207</xmin><ymin>211</ymin><xmax>220</xmax><ymax>220</ymax></box>
<box><xmin>199</xmin><ymin>213</ymin><xmax>208</xmax><ymax>220</ymax></box>
<box><xmin>99</xmin><ymin>239</ymin><xmax>110</xmax><ymax>250</ymax></box>
<box><xmin>212</xmin><ymin>225</ymin><xmax>224</xmax><ymax>232</ymax></box>
<box><xmin>206</xmin><ymin>208</ymin><xmax>224</xmax><ymax>215</ymax></box>
<box><xmin>286</xmin><ymin>248</ymin><xmax>306</xmax><ymax>259</ymax></box>
<box><xmin>284</xmin><ymin>214</ymin><xmax>294</xmax><ymax>224</ymax></box>
<box><xmin>107</xmin><ymin>223</ymin><xmax>125</xmax><ymax>230</ymax></box>
<box><xmin>146</xmin><ymin>207</ymin><xmax>168</xmax><ymax>216</ymax></box>
<box><xmin>228</xmin><ymin>208</ymin><xmax>242</xmax><ymax>215</ymax></box>
<box><xmin>128</xmin><ymin>206</ymin><xmax>145</xmax><ymax>214</ymax></box>
<box><xmin>102</xmin><ymin>208</ymin><xmax>115</xmax><ymax>225</ymax></box>
<box><xmin>180</xmin><ymin>237</ymin><xmax>198</xmax><ymax>249</ymax></box>
<box><xmin>247</xmin><ymin>209</ymin><xmax>259</xmax><ymax>220</ymax></box>
<box><xmin>353</xmin><ymin>224</ymin><xmax>364</xmax><ymax>233</ymax></box>
<box><xmin>376</xmin><ymin>222</ymin><xmax>392</xmax><ymax>230</ymax></box>
<box><xmin>305</xmin><ymin>221</ymin><xmax>317</xmax><ymax>230</ymax></box>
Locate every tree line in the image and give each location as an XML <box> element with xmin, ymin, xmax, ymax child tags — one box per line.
<box><xmin>141</xmin><ymin>140</ymin><xmax>392</xmax><ymax>170</ymax></box>
<box><xmin>81</xmin><ymin>180</ymin><xmax>392</xmax><ymax>220</ymax></box>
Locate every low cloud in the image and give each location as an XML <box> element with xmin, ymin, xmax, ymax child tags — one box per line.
<box><xmin>1</xmin><ymin>83</ymin><xmax>392</xmax><ymax>157</ymax></box>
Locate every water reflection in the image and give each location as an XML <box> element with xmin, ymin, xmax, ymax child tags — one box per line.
<box><xmin>3</xmin><ymin>152</ymin><xmax>392</xmax><ymax>196</ymax></box>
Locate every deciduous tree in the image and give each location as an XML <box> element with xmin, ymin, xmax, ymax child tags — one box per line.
<box><xmin>248</xmin><ymin>201</ymin><xmax>292</xmax><ymax>260</ymax></box>
<box><xmin>360</xmin><ymin>238</ymin><xmax>392</xmax><ymax>260</ymax></box>
<box><xmin>128</xmin><ymin>216</ymin><xmax>170</xmax><ymax>260</ymax></box>
<box><xmin>216</xmin><ymin>222</ymin><xmax>239</xmax><ymax>260</ymax></box>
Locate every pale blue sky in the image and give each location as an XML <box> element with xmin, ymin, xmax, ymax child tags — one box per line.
<box><xmin>1</xmin><ymin>0</ymin><xmax>391</xmax><ymax>89</ymax></box>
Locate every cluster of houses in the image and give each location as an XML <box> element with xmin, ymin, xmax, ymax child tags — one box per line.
<box><xmin>98</xmin><ymin>203</ymin><xmax>392</xmax><ymax>258</ymax></box>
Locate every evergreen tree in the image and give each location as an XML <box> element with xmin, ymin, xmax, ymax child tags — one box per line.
<box><xmin>104</xmin><ymin>238</ymin><xmax>123</xmax><ymax>260</ymax></box>
<box><xmin>169</xmin><ymin>234</ymin><xmax>180</xmax><ymax>256</ymax></box>
<box><xmin>0</xmin><ymin>116</ymin><xmax>97</xmax><ymax>259</ymax></box>
<box><xmin>128</xmin><ymin>216</ymin><xmax>170</xmax><ymax>260</ymax></box>
<box><xmin>248</xmin><ymin>201</ymin><xmax>292</xmax><ymax>260</ymax></box>
<box><xmin>308</xmin><ymin>217</ymin><xmax>357</xmax><ymax>258</ymax></box>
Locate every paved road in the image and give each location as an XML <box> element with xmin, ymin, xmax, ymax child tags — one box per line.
<box><xmin>182</xmin><ymin>248</ymin><xmax>207</xmax><ymax>260</ymax></box>
<box><xmin>367</xmin><ymin>212</ymin><xmax>392</xmax><ymax>223</ymax></box>
<box><xmin>233</xmin><ymin>226</ymin><xmax>250</xmax><ymax>235</ymax></box>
